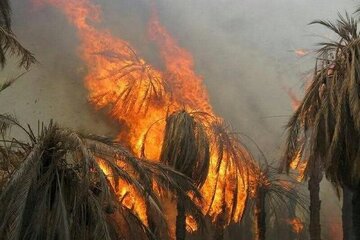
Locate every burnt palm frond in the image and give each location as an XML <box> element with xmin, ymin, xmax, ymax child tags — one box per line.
<box><xmin>91</xmin><ymin>45</ymin><xmax>170</xmax><ymax>115</ymax></box>
<box><xmin>248</xmin><ymin>157</ymin><xmax>308</xmax><ymax>240</ymax></box>
<box><xmin>0</xmin><ymin>0</ymin><xmax>11</xmax><ymax>30</ymax></box>
<box><xmin>0</xmin><ymin>1</ymin><xmax>35</xmax><ymax>70</ymax></box>
<box><xmin>0</xmin><ymin>139</ymin><xmax>25</xmax><ymax>193</ymax></box>
<box><xmin>160</xmin><ymin>110</ymin><xmax>210</xmax><ymax>188</ymax></box>
<box><xmin>0</xmin><ymin>71</ymin><xmax>27</xmax><ymax>93</ymax></box>
<box><xmin>0</xmin><ymin>26</ymin><xmax>36</xmax><ymax>69</ymax></box>
<box><xmin>283</xmin><ymin>12</ymin><xmax>360</xmax><ymax>187</ymax></box>
<box><xmin>0</xmin><ymin>121</ymin><xmax>202</xmax><ymax>240</ymax></box>
<box><xmin>144</xmin><ymin>110</ymin><xmax>252</xmax><ymax>233</ymax></box>
<box><xmin>203</xmin><ymin>121</ymin><xmax>252</xmax><ymax>226</ymax></box>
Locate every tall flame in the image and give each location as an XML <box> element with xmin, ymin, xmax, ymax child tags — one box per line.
<box><xmin>38</xmin><ymin>0</ymin><xmax>250</xmax><ymax>232</ymax></box>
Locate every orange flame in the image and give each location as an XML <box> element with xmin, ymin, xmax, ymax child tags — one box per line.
<box><xmin>295</xmin><ymin>49</ymin><xmax>308</xmax><ymax>57</ymax></box>
<box><xmin>290</xmin><ymin>151</ymin><xmax>306</xmax><ymax>182</ymax></box>
<box><xmin>39</xmin><ymin>0</ymin><xmax>250</xmax><ymax>232</ymax></box>
<box><xmin>287</xmin><ymin>217</ymin><xmax>304</xmax><ymax>234</ymax></box>
<box><xmin>186</xmin><ymin>214</ymin><xmax>198</xmax><ymax>233</ymax></box>
<box><xmin>284</xmin><ymin>86</ymin><xmax>307</xmax><ymax>181</ymax></box>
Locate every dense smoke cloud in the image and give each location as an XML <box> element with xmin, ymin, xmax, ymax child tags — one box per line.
<box><xmin>0</xmin><ymin>0</ymin><xmax>356</xmax><ymax>238</ymax></box>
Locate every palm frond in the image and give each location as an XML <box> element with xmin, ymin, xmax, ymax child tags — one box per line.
<box><xmin>284</xmin><ymin>12</ymin><xmax>360</xmax><ymax>188</ymax></box>
<box><xmin>0</xmin><ymin>0</ymin><xmax>36</xmax><ymax>70</ymax></box>
<box><xmin>0</xmin><ymin>122</ymin><xmax>202</xmax><ymax>239</ymax></box>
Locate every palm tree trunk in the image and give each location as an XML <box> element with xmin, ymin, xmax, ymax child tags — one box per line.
<box><xmin>308</xmin><ymin>160</ymin><xmax>322</xmax><ymax>240</ymax></box>
<box><xmin>352</xmin><ymin>186</ymin><xmax>360</xmax><ymax>239</ymax></box>
<box><xmin>176</xmin><ymin>194</ymin><xmax>186</xmax><ymax>240</ymax></box>
<box><xmin>343</xmin><ymin>185</ymin><xmax>355</xmax><ymax>240</ymax></box>
<box><xmin>214</xmin><ymin>221</ymin><xmax>225</xmax><ymax>240</ymax></box>
<box><xmin>254</xmin><ymin>187</ymin><xmax>266</xmax><ymax>240</ymax></box>
<box><xmin>214</xmin><ymin>202</ymin><xmax>227</xmax><ymax>240</ymax></box>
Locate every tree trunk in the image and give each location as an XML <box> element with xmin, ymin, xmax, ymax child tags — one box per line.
<box><xmin>308</xmin><ymin>160</ymin><xmax>322</xmax><ymax>240</ymax></box>
<box><xmin>176</xmin><ymin>194</ymin><xmax>186</xmax><ymax>240</ymax></box>
<box><xmin>352</xmin><ymin>186</ymin><xmax>360</xmax><ymax>239</ymax></box>
<box><xmin>343</xmin><ymin>186</ymin><xmax>355</xmax><ymax>240</ymax></box>
<box><xmin>214</xmin><ymin>202</ymin><xmax>227</xmax><ymax>240</ymax></box>
<box><xmin>254</xmin><ymin>187</ymin><xmax>266</xmax><ymax>240</ymax></box>
<box><xmin>214</xmin><ymin>221</ymin><xmax>225</xmax><ymax>240</ymax></box>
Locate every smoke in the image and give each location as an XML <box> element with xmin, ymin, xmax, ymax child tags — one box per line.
<box><xmin>0</xmin><ymin>0</ymin><xmax>356</xmax><ymax>238</ymax></box>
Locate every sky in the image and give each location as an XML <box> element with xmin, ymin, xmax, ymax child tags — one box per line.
<box><xmin>0</xmin><ymin>0</ymin><xmax>358</xmax><ymax>238</ymax></box>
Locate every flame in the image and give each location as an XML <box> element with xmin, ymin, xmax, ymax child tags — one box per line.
<box><xmin>294</xmin><ymin>49</ymin><xmax>308</xmax><ymax>57</ymax></box>
<box><xmin>284</xmin><ymin>86</ymin><xmax>308</xmax><ymax>181</ymax></box>
<box><xmin>328</xmin><ymin>221</ymin><xmax>342</xmax><ymax>240</ymax></box>
<box><xmin>290</xmin><ymin>150</ymin><xmax>306</xmax><ymax>182</ymax></box>
<box><xmin>148</xmin><ymin>10</ymin><xmax>249</xmax><ymax>221</ymax></box>
<box><xmin>283</xmin><ymin>86</ymin><xmax>300</xmax><ymax>110</ymax></box>
<box><xmin>185</xmin><ymin>214</ymin><xmax>198</xmax><ymax>233</ymax></box>
<box><xmin>39</xmin><ymin>0</ymin><xmax>250</xmax><ymax>232</ymax></box>
<box><xmin>287</xmin><ymin>217</ymin><xmax>304</xmax><ymax>234</ymax></box>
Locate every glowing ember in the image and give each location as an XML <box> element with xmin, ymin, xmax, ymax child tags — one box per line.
<box><xmin>290</xmin><ymin>151</ymin><xmax>306</xmax><ymax>182</ymax></box>
<box><xmin>287</xmin><ymin>217</ymin><xmax>304</xmax><ymax>234</ymax></box>
<box><xmin>283</xmin><ymin>87</ymin><xmax>301</xmax><ymax>111</ymax></box>
<box><xmin>39</xmin><ymin>0</ymin><xmax>250</xmax><ymax>232</ymax></box>
<box><xmin>294</xmin><ymin>49</ymin><xmax>308</xmax><ymax>57</ymax></box>
<box><xmin>185</xmin><ymin>214</ymin><xmax>198</xmax><ymax>233</ymax></box>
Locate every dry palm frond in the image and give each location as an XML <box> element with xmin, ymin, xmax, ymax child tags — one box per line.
<box><xmin>0</xmin><ymin>0</ymin><xmax>11</xmax><ymax>31</ymax></box>
<box><xmin>283</xmin><ymin>12</ymin><xmax>360</xmax><ymax>188</ymax></box>
<box><xmin>92</xmin><ymin>45</ymin><xmax>170</xmax><ymax>115</ymax></box>
<box><xmin>204</xmin><ymin>122</ymin><xmax>252</xmax><ymax>225</ymax></box>
<box><xmin>0</xmin><ymin>0</ymin><xmax>35</xmax><ymax>70</ymax></box>
<box><xmin>160</xmin><ymin>110</ymin><xmax>210</xmax><ymax>187</ymax></box>
<box><xmin>159</xmin><ymin>110</ymin><xmax>253</xmax><ymax>228</ymax></box>
<box><xmin>0</xmin><ymin>121</ymin><xmax>202</xmax><ymax>240</ymax></box>
<box><xmin>0</xmin><ymin>26</ymin><xmax>36</xmax><ymax>69</ymax></box>
<box><xmin>0</xmin><ymin>71</ymin><xmax>27</xmax><ymax>93</ymax></box>
<box><xmin>0</xmin><ymin>140</ymin><xmax>24</xmax><ymax>193</ymax></box>
<box><xmin>248</xmin><ymin>157</ymin><xmax>308</xmax><ymax>240</ymax></box>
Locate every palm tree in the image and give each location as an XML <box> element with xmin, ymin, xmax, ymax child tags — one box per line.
<box><xmin>249</xmin><ymin>160</ymin><xmax>307</xmax><ymax>240</ymax></box>
<box><xmin>158</xmin><ymin>110</ymin><xmax>254</xmax><ymax>240</ymax></box>
<box><xmin>159</xmin><ymin>110</ymin><xmax>210</xmax><ymax>240</ymax></box>
<box><xmin>0</xmin><ymin>116</ymin><xmax>203</xmax><ymax>239</ymax></box>
<box><xmin>283</xmin><ymin>12</ymin><xmax>360</xmax><ymax>240</ymax></box>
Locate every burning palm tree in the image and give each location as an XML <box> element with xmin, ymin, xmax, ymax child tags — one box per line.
<box><xmin>283</xmin><ymin>12</ymin><xmax>360</xmax><ymax>240</ymax></box>
<box><xmin>249</xmin><ymin>156</ymin><xmax>307</xmax><ymax>240</ymax></box>
<box><xmin>0</xmin><ymin>116</ymin><xmax>203</xmax><ymax>239</ymax></box>
<box><xmin>159</xmin><ymin>110</ymin><xmax>210</xmax><ymax>240</ymax></box>
<box><xmin>157</xmin><ymin>110</ymin><xmax>253</xmax><ymax>240</ymax></box>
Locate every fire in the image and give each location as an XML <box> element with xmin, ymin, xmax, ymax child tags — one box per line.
<box><xmin>185</xmin><ymin>214</ymin><xmax>198</xmax><ymax>233</ymax></box>
<box><xmin>294</xmin><ymin>49</ymin><xmax>308</xmax><ymax>57</ymax></box>
<box><xmin>283</xmin><ymin>86</ymin><xmax>300</xmax><ymax>110</ymax></box>
<box><xmin>287</xmin><ymin>217</ymin><xmax>304</xmax><ymax>234</ymax></box>
<box><xmin>97</xmin><ymin>158</ymin><xmax>149</xmax><ymax>225</ymax></box>
<box><xmin>285</xmin><ymin>86</ymin><xmax>307</xmax><ymax>181</ymax></box>
<box><xmin>290</xmin><ymin>150</ymin><xmax>306</xmax><ymax>182</ymax></box>
<box><xmin>39</xmin><ymin>0</ymin><xmax>250</xmax><ymax>233</ymax></box>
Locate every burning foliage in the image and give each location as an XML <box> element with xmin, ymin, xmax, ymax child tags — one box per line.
<box><xmin>0</xmin><ymin>0</ymin><xmax>340</xmax><ymax>240</ymax></box>
<box><xmin>283</xmin><ymin>11</ymin><xmax>360</xmax><ymax>240</ymax></box>
<box><xmin>36</xmin><ymin>0</ymin><xmax>254</xmax><ymax>236</ymax></box>
<box><xmin>0</xmin><ymin>116</ymin><xmax>206</xmax><ymax>240</ymax></box>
